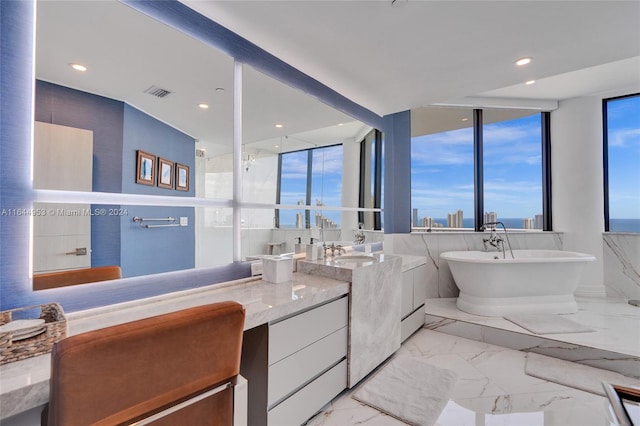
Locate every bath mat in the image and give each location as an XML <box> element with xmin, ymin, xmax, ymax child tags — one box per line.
<box><xmin>352</xmin><ymin>355</ymin><xmax>458</xmax><ymax>426</ymax></box>
<box><xmin>504</xmin><ymin>314</ymin><xmax>595</xmax><ymax>334</ymax></box>
<box><xmin>525</xmin><ymin>352</ymin><xmax>640</xmax><ymax>396</ymax></box>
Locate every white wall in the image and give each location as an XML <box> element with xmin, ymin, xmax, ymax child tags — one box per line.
<box><xmin>342</xmin><ymin>137</ymin><xmax>360</xmax><ymax>237</ymax></box>
<box><xmin>551</xmin><ymin>96</ymin><xmax>606</xmax><ymax>296</ymax></box>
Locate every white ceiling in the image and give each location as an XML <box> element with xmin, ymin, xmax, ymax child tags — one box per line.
<box><xmin>183</xmin><ymin>0</ymin><xmax>640</xmax><ymax>115</ymax></box>
<box><xmin>36</xmin><ymin>0</ymin><xmax>640</xmax><ymax>156</ymax></box>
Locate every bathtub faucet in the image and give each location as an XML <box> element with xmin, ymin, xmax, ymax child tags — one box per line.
<box><xmin>480</xmin><ymin>221</ymin><xmax>515</xmax><ymax>259</ymax></box>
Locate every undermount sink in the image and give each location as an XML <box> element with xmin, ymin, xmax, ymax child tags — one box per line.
<box><xmin>332</xmin><ymin>254</ymin><xmax>377</xmax><ymax>264</ymax></box>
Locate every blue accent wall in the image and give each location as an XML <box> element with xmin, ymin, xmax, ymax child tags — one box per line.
<box><xmin>383</xmin><ymin>111</ymin><xmax>412</xmax><ymax>234</ymax></box>
<box><xmin>34</xmin><ymin>80</ymin><xmax>124</xmax><ymax>269</ymax></box>
<box><xmin>122</xmin><ymin>104</ymin><xmax>195</xmax><ymax>196</ymax></box>
<box><xmin>121</xmin><ymin>104</ymin><xmax>195</xmax><ymax>277</ymax></box>
<box><xmin>35</xmin><ymin>80</ymin><xmax>124</xmax><ymax>193</ymax></box>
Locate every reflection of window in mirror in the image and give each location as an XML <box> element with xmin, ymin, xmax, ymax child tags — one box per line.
<box><xmin>359</xmin><ymin>129</ymin><xmax>383</xmax><ymax>231</ymax></box>
<box><xmin>240</xmin><ymin>65</ymin><xmax>376</xmax><ymax>261</ymax></box>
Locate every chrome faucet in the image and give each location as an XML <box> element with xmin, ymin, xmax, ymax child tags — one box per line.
<box><xmin>480</xmin><ymin>221</ymin><xmax>514</xmax><ymax>259</ymax></box>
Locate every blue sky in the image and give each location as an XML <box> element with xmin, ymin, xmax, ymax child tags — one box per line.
<box><xmin>411</xmin><ymin>113</ymin><xmax>543</xmax><ymax>222</ymax></box>
<box><xmin>607</xmin><ymin>95</ymin><xmax>640</xmax><ymax>219</ymax></box>
<box><xmin>280</xmin><ymin>145</ymin><xmax>342</xmax><ymax>227</ymax></box>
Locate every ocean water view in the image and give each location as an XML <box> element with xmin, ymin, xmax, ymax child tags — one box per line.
<box><xmin>609</xmin><ymin>218</ymin><xmax>640</xmax><ymax>233</ymax></box>
<box><xmin>280</xmin><ymin>217</ymin><xmax>640</xmax><ymax>232</ymax></box>
<box><xmin>424</xmin><ymin>218</ymin><xmax>640</xmax><ymax>232</ymax></box>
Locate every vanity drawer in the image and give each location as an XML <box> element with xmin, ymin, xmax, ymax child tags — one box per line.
<box><xmin>267</xmin><ymin>359</ymin><xmax>347</xmax><ymax>426</ymax></box>
<box><xmin>269</xmin><ymin>296</ymin><xmax>348</xmax><ymax>365</ymax></box>
<box><xmin>268</xmin><ymin>326</ymin><xmax>347</xmax><ymax>407</ymax></box>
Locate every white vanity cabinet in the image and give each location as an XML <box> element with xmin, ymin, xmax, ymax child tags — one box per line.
<box><xmin>401</xmin><ymin>263</ymin><xmax>428</xmax><ymax>341</ymax></box>
<box><xmin>267</xmin><ymin>296</ymin><xmax>348</xmax><ymax>426</ymax></box>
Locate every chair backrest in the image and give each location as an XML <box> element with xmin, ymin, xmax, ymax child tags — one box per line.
<box><xmin>45</xmin><ymin>301</ymin><xmax>245</xmax><ymax>426</ymax></box>
<box><xmin>33</xmin><ymin>265</ymin><xmax>122</xmax><ymax>290</ymax></box>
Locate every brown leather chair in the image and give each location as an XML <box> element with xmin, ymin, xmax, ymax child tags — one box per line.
<box><xmin>33</xmin><ymin>265</ymin><xmax>122</xmax><ymax>290</ymax></box>
<box><xmin>43</xmin><ymin>301</ymin><xmax>245</xmax><ymax>426</ymax></box>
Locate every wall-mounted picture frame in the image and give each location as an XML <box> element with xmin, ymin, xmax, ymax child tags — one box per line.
<box><xmin>135</xmin><ymin>150</ymin><xmax>156</xmax><ymax>186</ymax></box>
<box><xmin>157</xmin><ymin>158</ymin><xmax>174</xmax><ymax>189</ymax></box>
<box><xmin>176</xmin><ymin>163</ymin><xmax>190</xmax><ymax>192</ymax></box>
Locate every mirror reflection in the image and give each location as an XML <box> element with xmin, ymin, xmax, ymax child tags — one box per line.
<box><xmin>32</xmin><ymin>0</ymin><xmax>381</xmax><ymax>290</ymax></box>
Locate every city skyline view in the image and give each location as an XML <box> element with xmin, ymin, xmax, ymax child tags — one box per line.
<box><xmin>411</xmin><ymin>111</ymin><xmax>543</xmax><ymax>229</ymax></box>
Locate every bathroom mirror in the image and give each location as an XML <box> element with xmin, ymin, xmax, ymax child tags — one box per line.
<box><xmin>241</xmin><ymin>65</ymin><xmax>373</xmax><ymax>259</ymax></box>
<box><xmin>31</xmin><ymin>0</ymin><xmax>377</xmax><ymax>288</ymax></box>
<box><xmin>32</xmin><ymin>0</ymin><xmax>234</xmax><ymax>286</ymax></box>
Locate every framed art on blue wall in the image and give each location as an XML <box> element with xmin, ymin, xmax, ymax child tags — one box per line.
<box><xmin>136</xmin><ymin>150</ymin><xmax>156</xmax><ymax>186</ymax></box>
<box><xmin>157</xmin><ymin>158</ymin><xmax>174</xmax><ymax>189</ymax></box>
<box><xmin>176</xmin><ymin>163</ymin><xmax>189</xmax><ymax>191</ymax></box>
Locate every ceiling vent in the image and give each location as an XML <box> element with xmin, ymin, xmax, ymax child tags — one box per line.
<box><xmin>196</xmin><ymin>148</ymin><xmax>206</xmax><ymax>158</ymax></box>
<box><xmin>144</xmin><ymin>85</ymin><xmax>172</xmax><ymax>98</ymax></box>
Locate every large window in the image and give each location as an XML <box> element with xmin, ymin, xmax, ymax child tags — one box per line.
<box><xmin>411</xmin><ymin>107</ymin><xmax>546</xmax><ymax>230</ymax></box>
<box><xmin>278</xmin><ymin>150</ymin><xmax>309</xmax><ymax>228</ymax></box>
<box><xmin>411</xmin><ymin>108</ymin><xmax>475</xmax><ymax>229</ymax></box>
<box><xmin>277</xmin><ymin>145</ymin><xmax>343</xmax><ymax>228</ymax></box>
<box><xmin>311</xmin><ymin>145</ymin><xmax>343</xmax><ymax>228</ymax></box>
<box><xmin>604</xmin><ymin>94</ymin><xmax>640</xmax><ymax>233</ymax></box>
<box><xmin>483</xmin><ymin>110</ymin><xmax>543</xmax><ymax>229</ymax></box>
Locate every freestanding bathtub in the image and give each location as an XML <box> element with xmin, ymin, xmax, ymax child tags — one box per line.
<box><xmin>440</xmin><ymin>250</ymin><xmax>596</xmax><ymax>316</ymax></box>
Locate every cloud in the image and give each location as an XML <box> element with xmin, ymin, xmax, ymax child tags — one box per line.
<box><xmin>609</xmin><ymin>128</ymin><xmax>640</xmax><ymax>148</ymax></box>
<box><xmin>412</xmin><ymin>127</ymin><xmax>474</xmax><ymax>166</ymax></box>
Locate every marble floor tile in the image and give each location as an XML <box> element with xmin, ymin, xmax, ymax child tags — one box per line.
<box><xmin>425</xmin><ymin>297</ymin><xmax>640</xmax><ymax>357</ymax></box>
<box><xmin>306</xmin><ymin>329</ymin><xmax>618</xmax><ymax>426</ymax></box>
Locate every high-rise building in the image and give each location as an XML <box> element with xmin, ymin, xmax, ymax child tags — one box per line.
<box><xmin>523</xmin><ymin>218</ymin><xmax>534</xmax><ymax>229</ymax></box>
<box><xmin>412</xmin><ymin>208</ymin><xmax>418</xmax><ymax>227</ymax></box>
<box><xmin>421</xmin><ymin>216</ymin><xmax>442</xmax><ymax>228</ymax></box>
<box><xmin>447</xmin><ymin>210</ymin><xmax>464</xmax><ymax>228</ymax></box>
<box><xmin>535</xmin><ymin>214</ymin><xmax>544</xmax><ymax>229</ymax></box>
<box><xmin>484</xmin><ymin>211</ymin><xmax>497</xmax><ymax>223</ymax></box>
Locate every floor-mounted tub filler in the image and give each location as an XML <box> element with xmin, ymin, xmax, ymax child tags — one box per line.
<box><xmin>440</xmin><ymin>250</ymin><xmax>596</xmax><ymax>316</ymax></box>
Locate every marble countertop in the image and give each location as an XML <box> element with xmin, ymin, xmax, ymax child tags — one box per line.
<box><xmin>298</xmin><ymin>252</ymin><xmax>425</xmax><ymax>280</ymax></box>
<box><xmin>0</xmin><ymin>273</ymin><xmax>349</xmax><ymax>420</ymax></box>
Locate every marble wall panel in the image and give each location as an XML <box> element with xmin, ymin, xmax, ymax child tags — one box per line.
<box><xmin>603</xmin><ymin>234</ymin><xmax>640</xmax><ymax>299</ymax></box>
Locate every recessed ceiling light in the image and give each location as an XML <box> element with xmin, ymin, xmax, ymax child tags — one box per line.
<box><xmin>525</xmin><ymin>80</ymin><xmax>536</xmax><ymax>85</ymax></box>
<box><xmin>198</xmin><ymin>103</ymin><xmax>209</xmax><ymax>109</ymax></box>
<box><xmin>461</xmin><ymin>118</ymin><xmax>469</xmax><ymax>122</ymax></box>
<box><xmin>275</xmin><ymin>124</ymin><xmax>284</xmax><ymax>128</ymax></box>
<box><xmin>515</xmin><ymin>57</ymin><xmax>532</xmax><ymax>66</ymax></box>
<box><xmin>338</xmin><ymin>123</ymin><xmax>344</xmax><ymax>126</ymax></box>
<box><xmin>70</xmin><ymin>63</ymin><xmax>87</xmax><ymax>72</ymax></box>
<box><xmin>274</xmin><ymin>145</ymin><xmax>280</xmax><ymax>148</ymax></box>
<box><xmin>215</xmin><ymin>87</ymin><xmax>225</xmax><ymax>92</ymax></box>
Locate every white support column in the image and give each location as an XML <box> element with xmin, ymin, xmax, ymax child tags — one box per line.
<box><xmin>551</xmin><ymin>96</ymin><xmax>606</xmax><ymax>297</ymax></box>
<box><xmin>341</xmin><ymin>138</ymin><xmax>359</xmax><ymax>240</ymax></box>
